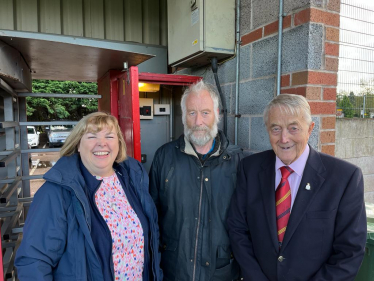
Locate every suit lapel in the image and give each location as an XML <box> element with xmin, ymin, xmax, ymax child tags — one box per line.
<box><xmin>259</xmin><ymin>154</ymin><xmax>279</xmax><ymax>251</ymax></box>
<box><xmin>281</xmin><ymin>147</ymin><xmax>326</xmax><ymax>250</ymax></box>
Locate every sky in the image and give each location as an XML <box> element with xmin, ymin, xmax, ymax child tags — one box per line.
<box><xmin>337</xmin><ymin>0</ymin><xmax>374</xmax><ymax>94</ymax></box>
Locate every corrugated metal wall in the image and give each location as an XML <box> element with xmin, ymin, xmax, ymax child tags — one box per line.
<box><xmin>338</xmin><ymin>0</ymin><xmax>374</xmax><ymax>94</ymax></box>
<box><xmin>0</xmin><ymin>0</ymin><xmax>167</xmax><ymax>45</ymax></box>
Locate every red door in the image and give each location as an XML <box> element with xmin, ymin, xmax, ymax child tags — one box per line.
<box><xmin>118</xmin><ymin>67</ymin><xmax>141</xmax><ymax>161</ymax></box>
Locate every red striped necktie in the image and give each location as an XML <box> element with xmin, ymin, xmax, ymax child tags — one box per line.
<box><xmin>276</xmin><ymin>166</ymin><xmax>294</xmax><ymax>245</ymax></box>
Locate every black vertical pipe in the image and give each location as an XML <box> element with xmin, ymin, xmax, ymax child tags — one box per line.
<box><xmin>211</xmin><ymin>57</ymin><xmax>227</xmax><ymax>136</ymax></box>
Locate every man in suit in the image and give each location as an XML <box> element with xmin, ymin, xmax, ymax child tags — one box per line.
<box><xmin>227</xmin><ymin>94</ymin><xmax>367</xmax><ymax>280</ymax></box>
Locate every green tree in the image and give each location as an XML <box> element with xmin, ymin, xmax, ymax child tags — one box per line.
<box><xmin>27</xmin><ymin>80</ymin><xmax>98</xmax><ymax>121</ymax></box>
<box><xmin>349</xmin><ymin>91</ymin><xmax>355</xmax><ymax>105</ymax></box>
<box><xmin>339</xmin><ymin>96</ymin><xmax>354</xmax><ymax>118</ymax></box>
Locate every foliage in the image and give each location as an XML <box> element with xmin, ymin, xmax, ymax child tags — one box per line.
<box><xmin>338</xmin><ymin>96</ymin><xmax>354</xmax><ymax>118</ymax></box>
<box><xmin>338</xmin><ymin>78</ymin><xmax>374</xmax><ymax>118</ymax></box>
<box><xmin>27</xmin><ymin>80</ymin><xmax>98</xmax><ymax>121</ymax></box>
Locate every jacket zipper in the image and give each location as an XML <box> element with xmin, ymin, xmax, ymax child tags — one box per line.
<box><xmin>192</xmin><ymin>167</ymin><xmax>204</xmax><ymax>281</ymax></box>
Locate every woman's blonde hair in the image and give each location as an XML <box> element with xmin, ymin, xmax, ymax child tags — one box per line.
<box><xmin>60</xmin><ymin>112</ymin><xmax>127</xmax><ymax>162</ymax></box>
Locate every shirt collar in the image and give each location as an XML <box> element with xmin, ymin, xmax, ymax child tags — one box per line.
<box><xmin>275</xmin><ymin>144</ymin><xmax>310</xmax><ymax>177</ymax></box>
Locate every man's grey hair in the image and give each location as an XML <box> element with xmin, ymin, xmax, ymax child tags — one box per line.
<box><xmin>181</xmin><ymin>80</ymin><xmax>221</xmax><ymax>125</ymax></box>
<box><xmin>263</xmin><ymin>94</ymin><xmax>312</xmax><ymax>126</ymax></box>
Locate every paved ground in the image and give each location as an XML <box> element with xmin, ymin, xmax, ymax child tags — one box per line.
<box><xmin>28</xmin><ymin>133</ymin><xmax>61</xmax><ymax>196</ymax></box>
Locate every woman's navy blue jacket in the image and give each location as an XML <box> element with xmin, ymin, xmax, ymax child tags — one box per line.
<box><xmin>15</xmin><ymin>154</ymin><xmax>162</xmax><ymax>281</ymax></box>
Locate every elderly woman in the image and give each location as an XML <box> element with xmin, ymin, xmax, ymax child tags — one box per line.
<box><xmin>15</xmin><ymin>112</ymin><xmax>162</xmax><ymax>281</ymax></box>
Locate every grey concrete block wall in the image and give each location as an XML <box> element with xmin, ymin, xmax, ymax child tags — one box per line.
<box><xmin>238</xmin><ymin>78</ymin><xmax>275</xmax><ymax>115</ymax></box>
<box><xmin>335</xmin><ymin>119</ymin><xmax>374</xmax><ymax>203</ymax></box>
<box><xmin>221</xmin><ymin>84</ymin><xmax>233</xmax><ymax>113</ymax></box>
<box><xmin>250</xmin><ymin>0</ymin><xmax>311</xmax><ymax>30</ymax></box>
<box><xmin>309</xmin><ymin>117</ymin><xmax>320</xmax><ymax>151</ymax></box>
<box><xmin>221</xmin><ymin>116</ymin><xmax>250</xmax><ymax>149</ymax></box>
<box><xmin>335</xmin><ymin>119</ymin><xmax>374</xmax><ymax>159</ymax></box>
<box><xmin>240</xmin><ymin>0</ymin><xmax>252</xmax><ymax>36</ymax></box>
<box><xmin>252</xmin><ymin>23</ymin><xmax>323</xmax><ymax>78</ymax></box>
<box><xmin>365</xmin><ymin>192</ymin><xmax>374</xmax><ymax>204</ymax></box>
<box><xmin>307</xmin><ymin>24</ymin><xmax>323</xmax><ymax>69</ymax></box>
<box><xmin>250</xmin><ymin>117</ymin><xmax>271</xmax><ymax>152</ymax></box>
<box><xmin>364</xmin><ymin>175</ymin><xmax>374</xmax><ymax>193</ymax></box>
<box><xmin>240</xmin><ymin>0</ymin><xmax>326</xmax><ymax>38</ymax></box>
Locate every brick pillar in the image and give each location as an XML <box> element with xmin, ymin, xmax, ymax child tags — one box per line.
<box><xmin>278</xmin><ymin>2</ymin><xmax>340</xmax><ymax>156</ymax></box>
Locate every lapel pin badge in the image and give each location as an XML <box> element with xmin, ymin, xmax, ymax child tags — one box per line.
<box><xmin>305</xmin><ymin>183</ymin><xmax>311</xmax><ymax>191</ymax></box>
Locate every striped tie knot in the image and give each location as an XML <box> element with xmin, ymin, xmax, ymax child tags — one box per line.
<box><xmin>280</xmin><ymin>166</ymin><xmax>294</xmax><ymax>180</ymax></box>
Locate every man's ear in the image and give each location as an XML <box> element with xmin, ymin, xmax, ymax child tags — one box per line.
<box><xmin>308</xmin><ymin>122</ymin><xmax>315</xmax><ymax>135</ymax></box>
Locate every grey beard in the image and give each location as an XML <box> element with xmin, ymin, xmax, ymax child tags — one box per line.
<box><xmin>184</xmin><ymin>124</ymin><xmax>218</xmax><ymax>147</ymax></box>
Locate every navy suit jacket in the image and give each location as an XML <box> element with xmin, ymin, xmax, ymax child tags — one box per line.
<box><xmin>227</xmin><ymin>146</ymin><xmax>367</xmax><ymax>281</ymax></box>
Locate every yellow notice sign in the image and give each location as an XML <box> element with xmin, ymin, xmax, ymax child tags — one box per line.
<box><xmin>192</xmin><ymin>39</ymin><xmax>198</xmax><ymax>46</ymax></box>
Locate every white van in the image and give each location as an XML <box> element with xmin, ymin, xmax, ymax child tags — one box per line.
<box><xmin>27</xmin><ymin>126</ymin><xmax>40</xmax><ymax>148</ymax></box>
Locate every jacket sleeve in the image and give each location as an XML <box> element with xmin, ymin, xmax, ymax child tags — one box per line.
<box><xmin>15</xmin><ymin>183</ymin><xmax>68</xmax><ymax>281</ymax></box>
<box><xmin>310</xmin><ymin>167</ymin><xmax>367</xmax><ymax>280</ymax></box>
<box><xmin>227</xmin><ymin>160</ymin><xmax>270</xmax><ymax>281</ymax></box>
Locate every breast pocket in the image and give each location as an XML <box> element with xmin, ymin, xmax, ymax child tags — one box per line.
<box><xmin>305</xmin><ymin>209</ymin><xmax>337</xmax><ymax>259</ymax></box>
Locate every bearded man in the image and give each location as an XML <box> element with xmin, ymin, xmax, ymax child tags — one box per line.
<box><xmin>149</xmin><ymin>80</ymin><xmax>243</xmax><ymax>281</ymax></box>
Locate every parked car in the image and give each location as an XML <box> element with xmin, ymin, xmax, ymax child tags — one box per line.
<box><xmin>47</xmin><ymin>124</ymin><xmax>74</xmax><ymax>148</ymax></box>
<box><xmin>27</xmin><ymin>126</ymin><xmax>40</xmax><ymax>148</ymax></box>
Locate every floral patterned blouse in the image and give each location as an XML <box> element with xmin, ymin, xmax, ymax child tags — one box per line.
<box><xmin>94</xmin><ymin>173</ymin><xmax>144</xmax><ymax>280</ymax></box>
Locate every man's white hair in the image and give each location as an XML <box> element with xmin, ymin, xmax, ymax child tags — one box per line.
<box><xmin>181</xmin><ymin>80</ymin><xmax>221</xmax><ymax>125</ymax></box>
<box><xmin>263</xmin><ymin>94</ymin><xmax>312</xmax><ymax>126</ymax></box>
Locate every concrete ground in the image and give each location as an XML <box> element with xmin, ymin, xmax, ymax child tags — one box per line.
<box><xmin>28</xmin><ymin>133</ymin><xmax>60</xmax><ymax>196</ymax></box>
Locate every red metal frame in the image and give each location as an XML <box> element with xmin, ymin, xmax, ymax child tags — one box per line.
<box><xmin>128</xmin><ymin>67</ymin><xmax>141</xmax><ymax>161</ymax></box>
<box><xmin>117</xmin><ymin>67</ymin><xmax>142</xmax><ymax>161</ymax></box>
<box><xmin>97</xmin><ymin>70</ymin><xmax>122</xmax><ymax>119</ymax></box>
<box><xmin>98</xmin><ymin>69</ymin><xmax>201</xmax><ymax>163</ymax></box>
<box><xmin>138</xmin><ymin>72</ymin><xmax>201</xmax><ymax>85</ymax></box>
